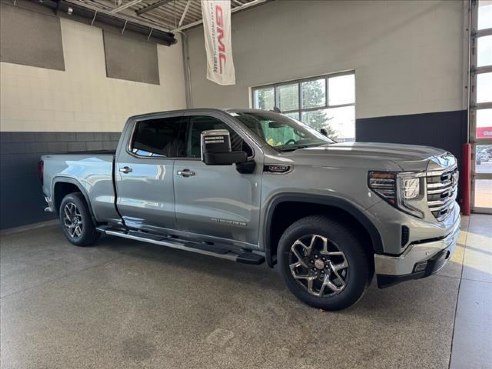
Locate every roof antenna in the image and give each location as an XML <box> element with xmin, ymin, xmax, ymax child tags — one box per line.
<box><xmin>271</xmin><ymin>107</ymin><xmax>281</xmax><ymax>113</ymax></box>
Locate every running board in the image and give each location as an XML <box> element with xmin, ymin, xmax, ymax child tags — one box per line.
<box><xmin>97</xmin><ymin>228</ymin><xmax>265</xmax><ymax>265</ymax></box>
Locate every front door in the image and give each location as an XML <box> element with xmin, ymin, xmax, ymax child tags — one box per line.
<box><xmin>115</xmin><ymin>113</ymin><xmax>188</xmax><ymax>232</ymax></box>
<box><xmin>173</xmin><ymin>113</ymin><xmax>263</xmax><ymax>247</ymax></box>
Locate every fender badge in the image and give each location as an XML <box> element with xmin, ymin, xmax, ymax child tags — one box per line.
<box><xmin>264</xmin><ymin>164</ymin><xmax>291</xmax><ymax>173</ymax></box>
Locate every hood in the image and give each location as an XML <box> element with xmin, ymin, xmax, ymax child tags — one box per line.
<box><xmin>277</xmin><ymin>142</ymin><xmax>448</xmax><ymax>171</ymax></box>
<box><xmin>302</xmin><ymin>142</ymin><xmax>444</xmax><ymax>161</ymax></box>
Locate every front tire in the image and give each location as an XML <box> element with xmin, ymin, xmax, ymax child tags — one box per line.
<box><xmin>59</xmin><ymin>192</ymin><xmax>100</xmax><ymax>246</ymax></box>
<box><xmin>277</xmin><ymin>216</ymin><xmax>370</xmax><ymax>311</ymax></box>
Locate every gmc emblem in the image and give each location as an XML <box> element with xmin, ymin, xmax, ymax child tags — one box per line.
<box><xmin>216</xmin><ymin>5</ymin><xmax>226</xmax><ymax>73</ymax></box>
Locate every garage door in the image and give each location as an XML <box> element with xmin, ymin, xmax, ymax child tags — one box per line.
<box><xmin>471</xmin><ymin>0</ymin><xmax>492</xmax><ymax>213</ymax></box>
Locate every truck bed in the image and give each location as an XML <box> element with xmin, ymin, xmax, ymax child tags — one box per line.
<box><xmin>41</xmin><ymin>152</ymin><xmax>118</xmax><ymax>223</ymax></box>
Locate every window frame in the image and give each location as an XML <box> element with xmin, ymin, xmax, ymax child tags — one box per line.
<box><xmin>251</xmin><ymin>70</ymin><xmax>356</xmax><ymax>118</ymax></box>
<box><xmin>185</xmin><ymin>115</ymin><xmax>254</xmax><ymax>160</ymax></box>
<box><xmin>127</xmin><ymin>112</ymin><xmax>256</xmax><ymax>161</ymax></box>
<box><xmin>127</xmin><ymin>114</ymin><xmax>188</xmax><ymax>160</ymax></box>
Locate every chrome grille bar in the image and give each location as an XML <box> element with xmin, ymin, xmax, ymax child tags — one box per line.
<box><xmin>426</xmin><ymin>166</ymin><xmax>458</xmax><ymax>221</ymax></box>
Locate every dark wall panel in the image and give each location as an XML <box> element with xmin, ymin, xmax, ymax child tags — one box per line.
<box><xmin>356</xmin><ymin>110</ymin><xmax>467</xmax><ymax>164</ymax></box>
<box><xmin>0</xmin><ymin>132</ymin><xmax>120</xmax><ymax>230</ymax></box>
<box><xmin>0</xmin><ymin>1</ymin><xmax>65</xmax><ymax>70</ymax></box>
<box><xmin>103</xmin><ymin>30</ymin><xmax>159</xmax><ymax>85</ymax></box>
<box><xmin>1</xmin><ymin>111</ymin><xmax>467</xmax><ymax>229</ymax></box>
<box><xmin>356</xmin><ymin>110</ymin><xmax>468</xmax><ymax>202</ymax></box>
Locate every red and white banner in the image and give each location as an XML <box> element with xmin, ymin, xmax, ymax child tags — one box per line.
<box><xmin>201</xmin><ymin>0</ymin><xmax>236</xmax><ymax>85</ymax></box>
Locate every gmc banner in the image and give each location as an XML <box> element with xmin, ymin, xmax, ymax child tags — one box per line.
<box><xmin>201</xmin><ymin>0</ymin><xmax>236</xmax><ymax>85</ymax></box>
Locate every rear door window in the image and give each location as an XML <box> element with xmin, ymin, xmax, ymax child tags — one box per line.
<box><xmin>131</xmin><ymin>116</ymin><xmax>187</xmax><ymax>158</ymax></box>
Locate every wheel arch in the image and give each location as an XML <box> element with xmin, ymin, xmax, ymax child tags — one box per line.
<box><xmin>263</xmin><ymin>193</ymin><xmax>383</xmax><ymax>267</ymax></box>
<box><xmin>52</xmin><ymin>177</ymin><xmax>97</xmax><ymax>224</ymax></box>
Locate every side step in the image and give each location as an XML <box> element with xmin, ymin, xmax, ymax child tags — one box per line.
<box><xmin>97</xmin><ymin>227</ymin><xmax>265</xmax><ymax>265</ymax></box>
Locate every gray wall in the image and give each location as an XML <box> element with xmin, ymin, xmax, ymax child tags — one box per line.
<box><xmin>186</xmin><ymin>0</ymin><xmax>465</xmax><ymax>118</ymax></box>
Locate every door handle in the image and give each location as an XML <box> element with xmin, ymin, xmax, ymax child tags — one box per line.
<box><xmin>119</xmin><ymin>166</ymin><xmax>133</xmax><ymax>174</ymax></box>
<box><xmin>177</xmin><ymin>169</ymin><xmax>195</xmax><ymax>177</ymax></box>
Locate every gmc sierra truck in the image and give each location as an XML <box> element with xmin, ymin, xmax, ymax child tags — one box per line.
<box><xmin>40</xmin><ymin>109</ymin><xmax>460</xmax><ymax>310</ymax></box>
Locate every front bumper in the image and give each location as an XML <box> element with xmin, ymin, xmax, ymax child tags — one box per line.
<box><xmin>374</xmin><ymin>214</ymin><xmax>461</xmax><ymax>288</ymax></box>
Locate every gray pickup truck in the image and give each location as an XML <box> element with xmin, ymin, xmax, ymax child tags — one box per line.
<box><xmin>40</xmin><ymin>109</ymin><xmax>460</xmax><ymax>310</ymax></box>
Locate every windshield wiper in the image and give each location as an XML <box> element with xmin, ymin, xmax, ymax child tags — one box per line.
<box><xmin>277</xmin><ymin>146</ymin><xmax>306</xmax><ymax>152</ymax></box>
<box><xmin>277</xmin><ymin>142</ymin><xmax>332</xmax><ymax>152</ymax></box>
<box><xmin>277</xmin><ymin>144</ymin><xmax>319</xmax><ymax>152</ymax></box>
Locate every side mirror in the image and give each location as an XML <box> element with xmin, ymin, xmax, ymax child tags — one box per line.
<box><xmin>320</xmin><ymin>128</ymin><xmax>328</xmax><ymax>137</ymax></box>
<box><xmin>201</xmin><ymin>129</ymin><xmax>247</xmax><ymax>165</ymax></box>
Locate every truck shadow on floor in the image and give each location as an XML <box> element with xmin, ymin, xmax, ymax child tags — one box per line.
<box><xmin>92</xmin><ymin>233</ymin><xmax>467</xmax><ymax>319</ymax></box>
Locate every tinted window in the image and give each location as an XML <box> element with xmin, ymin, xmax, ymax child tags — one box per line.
<box><xmin>186</xmin><ymin>116</ymin><xmax>252</xmax><ymax>158</ymax></box>
<box><xmin>131</xmin><ymin>117</ymin><xmax>187</xmax><ymax>157</ymax></box>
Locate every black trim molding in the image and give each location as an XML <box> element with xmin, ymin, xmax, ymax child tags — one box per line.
<box><xmin>263</xmin><ymin>193</ymin><xmax>384</xmax><ymax>267</ymax></box>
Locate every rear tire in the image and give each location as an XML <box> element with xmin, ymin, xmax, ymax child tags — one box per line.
<box><xmin>59</xmin><ymin>192</ymin><xmax>100</xmax><ymax>246</ymax></box>
<box><xmin>277</xmin><ymin>216</ymin><xmax>370</xmax><ymax>311</ymax></box>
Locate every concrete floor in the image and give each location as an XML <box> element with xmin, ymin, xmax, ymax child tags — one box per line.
<box><xmin>1</xmin><ymin>215</ymin><xmax>491</xmax><ymax>369</ymax></box>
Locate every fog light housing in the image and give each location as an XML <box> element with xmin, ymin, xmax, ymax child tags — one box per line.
<box><xmin>413</xmin><ymin>261</ymin><xmax>428</xmax><ymax>273</ymax></box>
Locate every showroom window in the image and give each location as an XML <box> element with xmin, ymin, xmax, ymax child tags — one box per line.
<box><xmin>252</xmin><ymin>72</ymin><xmax>355</xmax><ymax>142</ymax></box>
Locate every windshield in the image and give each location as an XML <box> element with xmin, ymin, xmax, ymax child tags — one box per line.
<box><xmin>230</xmin><ymin>111</ymin><xmax>334</xmax><ymax>151</ymax></box>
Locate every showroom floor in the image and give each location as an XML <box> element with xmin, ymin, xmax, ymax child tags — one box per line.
<box><xmin>1</xmin><ymin>215</ymin><xmax>490</xmax><ymax>369</ymax></box>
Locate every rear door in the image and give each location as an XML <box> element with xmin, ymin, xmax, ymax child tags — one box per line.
<box><xmin>115</xmin><ymin>113</ymin><xmax>187</xmax><ymax>233</ymax></box>
<box><xmin>173</xmin><ymin>112</ymin><xmax>263</xmax><ymax>247</ymax></box>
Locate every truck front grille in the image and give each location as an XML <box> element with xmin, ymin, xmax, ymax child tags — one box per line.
<box><xmin>426</xmin><ymin>166</ymin><xmax>458</xmax><ymax>221</ymax></box>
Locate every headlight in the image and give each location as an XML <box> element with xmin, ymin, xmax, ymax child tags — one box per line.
<box><xmin>368</xmin><ymin>171</ymin><xmax>397</xmax><ymax>204</ymax></box>
<box><xmin>369</xmin><ymin>171</ymin><xmax>424</xmax><ymax>218</ymax></box>
<box><xmin>401</xmin><ymin>177</ymin><xmax>420</xmax><ymax>199</ymax></box>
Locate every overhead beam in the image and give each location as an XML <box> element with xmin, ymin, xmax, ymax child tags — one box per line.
<box><xmin>65</xmin><ymin>0</ymin><xmax>173</xmax><ymax>34</ymax></box>
<box><xmin>134</xmin><ymin>13</ymin><xmax>177</xmax><ymax>30</ymax></box>
<box><xmin>173</xmin><ymin>0</ymin><xmax>268</xmax><ymax>32</ymax></box>
<box><xmin>136</xmin><ymin>0</ymin><xmax>173</xmax><ymax>15</ymax></box>
<box><xmin>34</xmin><ymin>0</ymin><xmax>176</xmax><ymax>44</ymax></box>
<box><xmin>109</xmin><ymin>0</ymin><xmax>143</xmax><ymax>14</ymax></box>
<box><xmin>178</xmin><ymin>0</ymin><xmax>191</xmax><ymax>27</ymax></box>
